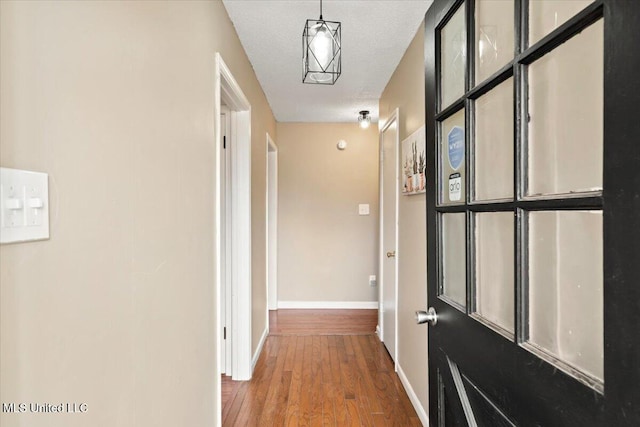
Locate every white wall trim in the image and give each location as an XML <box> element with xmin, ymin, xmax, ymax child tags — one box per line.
<box><xmin>397</xmin><ymin>363</ymin><xmax>429</xmax><ymax>427</ymax></box>
<box><xmin>252</xmin><ymin>326</ymin><xmax>269</xmax><ymax>370</ymax></box>
<box><xmin>277</xmin><ymin>301</ymin><xmax>378</xmax><ymax>309</ymax></box>
<box><xmin>215</xmin><ymin>53</ymin><xmax>252</xmax><ymax>386</ymax></box>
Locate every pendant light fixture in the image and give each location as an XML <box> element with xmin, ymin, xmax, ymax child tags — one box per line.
<box><xmin>302</xmin><ymin>0</ymin><xmax>341</xmax><ymax>85</ymax></box>
<box><xmin>358</xmin><ymin>110</ymin><xmax>371</xmax><ymax>129</ymax></box>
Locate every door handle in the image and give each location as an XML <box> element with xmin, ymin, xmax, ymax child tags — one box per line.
<box><xmin>386</xmin><ymin>251</ymin><xmax>396</xmax><ymax>258</ymax></box>
<box><xmin>416</xmin><ymin>307</ymin><xmax>438</xmax><ymax>326</ymax></box>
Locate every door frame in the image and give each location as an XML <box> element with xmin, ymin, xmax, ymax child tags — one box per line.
<box><xmin>214</xmin><ymin>52</ymin><xmax>252</xmax><ymax>390</ymax></box>
<box><xmin>378</xmin><ymin>108</ymin><xmax>400</xmax><ymax>367</ymax></box>
<box><xmin>220</xmin><ymin>105</ymin><xmax>232</xmax><ymax>376</ymax></box>
<box><xmin>266</xmin><ymin>133</ymin><xmax>278</xmax><ymax>311</ymax></box>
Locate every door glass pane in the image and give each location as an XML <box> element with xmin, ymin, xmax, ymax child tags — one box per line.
<box><xmin>475</xmin><ymin>0</ymin><xmax>514</xmax><ymax>84</ymax></box>
<box><xmin>441</xmin><ymin>5</ymin><xmax>466</xmax><ymax>109</ymax></box>
<box><xmin>528</xmin><ymin>210</ymin><xmax>603</xmax><ymax>385</ymax></box>
<box><xmin>474</xmin><ymin>78</ymin><xmax>513</xmax><ymax>201</ymax></box>
<box><xmin>439</xmin><ymin>110</ymin><xmax>466</xmax><ymax>205</ymax></box>
<box><xmin>475</xmin><ymin>212</ymin><xmax>514</xmax><ymax>336</ymax></box>
<box><xmin>527</xmin><ymin>20</ymin><xmax>603</xmax><ymax>198</ymax></box>
<box><xmin>529</xmin><ymin>0</ymin><xmax>595</xmax><ymax>46</ymax></box>
<box><xmin>442</xmin><ymin>213</ymin><xmax>466</xmax><ymax>308</ymax></box>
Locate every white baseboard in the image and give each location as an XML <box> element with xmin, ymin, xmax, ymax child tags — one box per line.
<box><xmin>277</xmin><ymin>300</ymin><xmax>378</xmax><ymax>309</ymax></box>
<box><xmin>251</xmin><ymin>326</ymin><xmax>269</xmax><ymax>372</ymax></box>
<box><xmin>376</xmin><ymin>325</ymin><xmax>381</xmax><ymax>340</ymax></box>
<box><xmin>397</xmin><ymin>364</ymin><xmax>429</xmax><ymax>426</ymax></box>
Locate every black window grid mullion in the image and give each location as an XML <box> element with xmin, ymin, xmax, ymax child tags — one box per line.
<box><xmin>435</xmin><ymin>16</ymin><xmax>443</xmax><ymax>114</ymax></box>
<box><xmin>468</xmin><ymin>98</ymin><xmax>476</xmax><ymax>204</ymax></box>
<box><xmin>518</xmin><ymin>0</ymin><xmax>528</xmax><ymax>54</ymax></box>
<box><xmin>466</xmin><ymin>0</ymin><xmax>475</xmax><ymax>92</ymax></box>
<box><xmin>465</xmin><ymin>98</ymin><xmax>472</xmax><ymax>204</ymax></box>
<box><xmin>465</xmin><ymin>65</ymin><xmax>513</xmax><ymax>102</ymax></box>
<box><xmin>515</xmin><ymin>0</ymin><xmax>526</xmax><ymax>344</ymax></box>
<box><xmin>436</xmin><ymin>197</ymin><xmax>603</xmax><ymax>214</ymax></box>
<box><xmin>436</xmin><ymin>100</ymin><xmax>465</xmax><ymax>122</ymax></box>
<box><xmin>467</xmin><ymin>210</ymin><xmax>476</xmax><ymax>315</ymax></box>
<box><xmin>464</xmin><ymin>94</ymin><xmax>477</xmax><ymax>314</ymax></box>
<box><xmin>516</xmin><ymin>61</ymin><xmax>527</xmax><ymax>200</ymax></box>
<box><xmin>515</xmin><ymin>0</ymin><xmax>526</xmax><ymax>200</ymax></box>
<box><xmin>516</xmin><ymin>208</ymin><xmax>528</xmax><ymax>344</ymax></box>
<box><xmin>465</xmin><ymin>17</ymin><xmax>474</xmax><ymax>314</ymax></box>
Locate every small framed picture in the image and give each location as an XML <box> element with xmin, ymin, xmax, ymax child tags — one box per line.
<box><xmin>401</xmin><ymin>126</ymin><xmax>426</xmax><ymax>195</ymax></box>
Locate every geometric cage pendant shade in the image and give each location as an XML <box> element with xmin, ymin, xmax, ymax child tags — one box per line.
<box><xmin>302</xmin><ymin>7</ymin><xmax>341</xmax><ymax>84</ymax></box>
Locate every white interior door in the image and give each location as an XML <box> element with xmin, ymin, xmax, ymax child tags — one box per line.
<box><xmin>381</xmin><ymin>112</ymin><xmax>399</xmax><ymax>363</ymax></box>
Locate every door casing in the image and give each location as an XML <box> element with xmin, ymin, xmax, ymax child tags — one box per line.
<box><xmin>214</xmin><ymin>52</ymin><xmax>252</xmax><ymax>402</ymax></box>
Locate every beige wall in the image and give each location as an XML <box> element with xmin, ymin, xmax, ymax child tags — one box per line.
<box><xmin>276</xmin><ymin>123</ymin><xmax>379</xmax><ymax>305</ymax></box>
<box><xmin>379</xmin><ymin>24</ymin><xmax>428</xmax><ymax>416</ymax></box>
<box><xmin>0</xmin><ymin>1</ymin><xmax>275</xmax><ymax>426</ymax></box>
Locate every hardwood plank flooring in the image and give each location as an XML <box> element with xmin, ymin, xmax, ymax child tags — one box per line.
<box><xmin>269</xmin><ymin>309</ymin><xmax>378</xmax><ymax>335</ymax></box>
<box><xmin>222</xmin><ymin>309</ymin><xmax>422</xmax><ymax>426</ymax></box>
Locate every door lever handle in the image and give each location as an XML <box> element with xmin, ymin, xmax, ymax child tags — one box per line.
<box><xmin>386</xmin><ymin>251</ymin><xmax>396</xmax><ymax>258</ymax></box>
<box><xmin>416</xmin><ymin>307</ymin><xmax>438</xmax><ymax>326</ymax></box>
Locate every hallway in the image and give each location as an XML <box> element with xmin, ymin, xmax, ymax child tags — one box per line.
<box><xmin>222</xmin><ymin>310</ymin><xmax>422</xmax><ymax>426</ymax></box>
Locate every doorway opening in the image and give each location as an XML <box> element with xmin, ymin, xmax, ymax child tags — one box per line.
<box><xmin>266</xmin><ymin>133</ymin><xmax>278</xmax><ymax>312</ymax></box>
<box><xmin>215</xmin><ymin>52</ymin><xmax>252</xmax><ymax>411</ymax></box>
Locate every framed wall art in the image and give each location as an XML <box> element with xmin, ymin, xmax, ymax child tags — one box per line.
<box><xmin>401</xmin><ymin>125</ymin><xmax>426</xmax><ymax>195</ymax></box>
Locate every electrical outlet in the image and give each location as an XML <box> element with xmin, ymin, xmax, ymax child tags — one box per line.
<box><xmin>358</xmin><ymin>204</ymin><xmax>370</xmax><ymax>215</ymax></box>
<box><xmin>369</xmin><ymin>275</ymin><xmax>377</xmax><ymax>287</ymax></box>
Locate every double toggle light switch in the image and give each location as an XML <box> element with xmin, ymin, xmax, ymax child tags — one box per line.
<box><xmin>0</xmin><ymin>167</ymin><xmax>50</xmax><ymax>244</ymax></box>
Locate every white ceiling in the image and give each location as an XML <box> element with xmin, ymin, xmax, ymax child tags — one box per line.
<box><xmin>222</xmin><ymin>0</ymin><xmax>433</xmax><ymax>124</ymax></box>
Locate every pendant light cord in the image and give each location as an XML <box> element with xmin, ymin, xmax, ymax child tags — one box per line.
<box><xmin>319</xmin><ymin>0</ymin><xmax>323</xmax><ymax>20</ymax></box>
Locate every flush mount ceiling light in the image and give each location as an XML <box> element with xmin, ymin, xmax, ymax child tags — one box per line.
<box><xmin>302</xmin><ymin>0</ymin><xmax>341</xmax><ymax>85</ymax></box>
<box><xmin>358</xmin><ymin>110</ymin><xmax>371</xmax><ymax>129</ymax></box>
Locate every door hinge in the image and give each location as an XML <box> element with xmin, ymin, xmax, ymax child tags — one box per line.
<box><xmin>223</xmin><ymin>326</ymin><xmax>227</xmax><ymax>340</ymax></box>
<box><xmin>223</xmin><ymin>135</ymin><xmax>226</xmax><ymax>149</ymax></box>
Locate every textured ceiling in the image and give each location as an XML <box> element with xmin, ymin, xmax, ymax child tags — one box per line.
<box><xmin>222</xmin><ymin>0</ymin><xmax>433</xmax><ymax>123</ymax></box>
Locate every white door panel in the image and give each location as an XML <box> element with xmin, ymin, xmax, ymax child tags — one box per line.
<box><xmin>381</xmin><ymin>113</ymin><xmax>399</xmax><ymax>363</ymax></box>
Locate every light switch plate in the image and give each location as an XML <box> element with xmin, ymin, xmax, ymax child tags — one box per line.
<box><xmin>1</xmin><ymin>168</ymin><xmax>50</xmax><ymax>244</ymax></box>
<box><xmin>358</xmin><ymin>204</ymin><xmax>370</xmax><ymax>215</ymax></box>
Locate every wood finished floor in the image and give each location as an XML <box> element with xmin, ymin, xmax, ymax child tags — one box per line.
<box><xmin>269</xmin><ymin>309</ymin><xmax>379</xmax><ymax>336</ymax></box>
<box><xmin>221</xmin><ymin>309</ymin><xmax>422</xmax><ymax>426</ymax></box>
